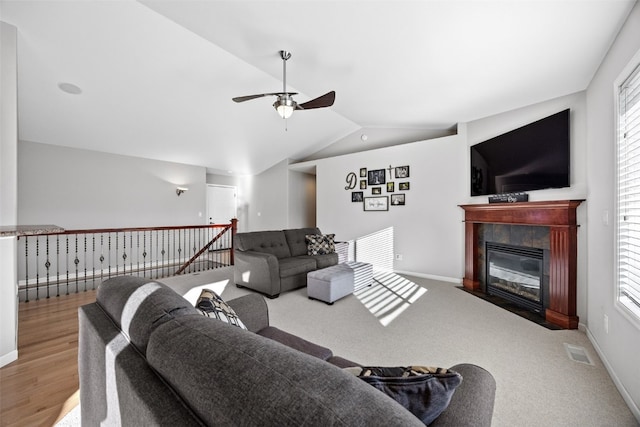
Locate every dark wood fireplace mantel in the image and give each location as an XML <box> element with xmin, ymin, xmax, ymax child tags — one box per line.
<box><xmin>459</xmin><ymin>200</ymin><xmax>584</xmax><ymax>329</ymax></box>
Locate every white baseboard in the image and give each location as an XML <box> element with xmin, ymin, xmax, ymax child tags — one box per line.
<box><xmin>393</xmin><ymin>270</ymin><xmax>462</xmax><ymax>284</ymax></box>
<box><xmin>0</xmin><ymin>349</ymin><xmax>18</xmax><ymax>368</ymax></box>
<box><xmin>586</xmin><ymin>327</ymin><xmax>640</xmax><ymax>423</ymax></box>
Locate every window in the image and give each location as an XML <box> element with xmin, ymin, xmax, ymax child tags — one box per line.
<box><xmin>617</xmin><ymin>59</ymin><xmax>640</xmax><ymax>321</ymax></box>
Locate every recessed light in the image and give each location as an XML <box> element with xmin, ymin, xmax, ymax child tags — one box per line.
<box><xmin>58</xmin><ymin>82</ymin><xmax>82</xmax><ymax>95</ymax></box>
<box><xmin>361</xmin><ymin>134</ymin><xmax>368</xmax><ymax>141</ymax></box>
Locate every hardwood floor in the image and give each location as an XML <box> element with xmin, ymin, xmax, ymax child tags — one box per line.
<box><xmin>0</xmin><ymin>290</ymin><xmax>96</xmax><ymax>426</ymax></box>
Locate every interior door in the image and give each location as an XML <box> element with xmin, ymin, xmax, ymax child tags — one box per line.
<box><xmin>206</xmin><ymin>185</ymin><xmax>237</xmax><ymax>225</ymax></box>
<box><xmin>206</xmin><ymin>185</ymin><xmax>237</xmax><ymax>250</ymax></box>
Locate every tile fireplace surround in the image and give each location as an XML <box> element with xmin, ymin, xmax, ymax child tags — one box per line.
<box><xmin>459</xmin><ymin>200</ymin><xmax>584</xmax><ymax>329</ymax></box>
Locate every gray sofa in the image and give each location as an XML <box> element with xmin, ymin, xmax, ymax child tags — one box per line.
<box><xmin>79</xmin><ymin>276</ymin><xmax>496</xmax><ymax>426</ymax></box>
<box><xmin>234</xmin><ymin>227</ymin><xmax>339</xmax><ymax>298</ymax></box>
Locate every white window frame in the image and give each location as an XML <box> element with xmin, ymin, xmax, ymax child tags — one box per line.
<box><xmin>616</xmin><ymin>47</ymin><xmax>640</xmax><ymax>328</ymax></box>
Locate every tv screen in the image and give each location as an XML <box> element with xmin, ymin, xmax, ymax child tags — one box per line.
<box><xmin>470</xmin><ymin>109</ymin><xmax>570</xmax><ymax>196</ymax></box>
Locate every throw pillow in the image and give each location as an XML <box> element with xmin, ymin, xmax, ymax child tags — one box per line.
<box><xmin>343</xmin><ymin>366</ymin><xmax>462</xmax><ymax>425</ymax></box>
<box><xmin>305</xmin><ymin>234</ymin><xmax>336</xmax><ymax>255</ymax></box>
<box><xmin>195</xmin><ymin>289</ymin><xmax>247</xmax><ymax>330</ymax></box>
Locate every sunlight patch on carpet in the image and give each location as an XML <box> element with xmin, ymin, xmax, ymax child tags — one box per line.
<box><xmin>355</xmin><ymin>271</ymin><xmax>427</xmax><ymax>326</ymax></box>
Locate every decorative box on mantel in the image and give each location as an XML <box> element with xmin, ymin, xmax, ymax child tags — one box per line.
<box><xmin>459</xmin><ymin>200</ymin><xmax>584</xmax><ymax>329</ymax></box>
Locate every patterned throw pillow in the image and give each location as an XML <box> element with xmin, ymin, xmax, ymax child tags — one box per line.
<box><xmin>343</xmin><ymin>366</ymin><xmax>462</xmax><ymax>425</ymax></box>
<box><xmin>195</xmin><ymin>289</ymin><xmax>247</xmax><ymax>330</ymax></box>
<box><xmin>305</xmin><ymin>234</ymin><xmax>336</xmax><ymax>255</ymax></box>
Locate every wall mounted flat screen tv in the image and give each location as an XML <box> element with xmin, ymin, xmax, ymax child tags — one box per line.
<box><xmin>470</xmin><ymin>109</ymin><xmax>570</xmax><ymax>196</ymax></box>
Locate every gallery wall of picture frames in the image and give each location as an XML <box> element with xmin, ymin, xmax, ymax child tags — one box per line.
<box><xmin>345</xmin><ymin>165</ymin><xmax>410</xmax><ymax>211</ymax></box>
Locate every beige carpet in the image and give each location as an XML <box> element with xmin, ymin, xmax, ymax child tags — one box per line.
<box><xmin>63</xmin><ymin>269</ymin><xmax>638</xmax><ymax>426</ymax></box>
<box><xmin>169</xmin><ymin>268</ymin><xmax>637</xmax><ymax>427</ymax></box>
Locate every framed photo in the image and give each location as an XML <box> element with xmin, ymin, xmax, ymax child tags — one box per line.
<box><xmin>372</xmin><ymin>187</ymin><xmax>382</xmax><ymax>195</ymax></box>
<box><xmin>360</xmin><ymin>180</ymin><xmax>367</xmax><ymax>190</ymax></box>
<box><xmin>399</xmin><ymin>182</ymin><xmax>410</xmax><ymax>191</ymax></box>
<box><xmin>395</xmin><ymin>166</ymin><xmax>410</xmax><ymax>179</ymax></box>
<box><xmin>352</xmin><ymin>191</ymin><xmax>364</xmax><ymax>202</ymax></box>
<box><xmin>387</xmin><ymin>182</ymin><xmax>395</xmax><ymax>192</ymax></box>
<box><xmin>364</xmin><ymin>196</ymin><xmax>389</xmax><ymax>211</ymax></box>
<box><xmin>360</xmin><ymin>168</ymin><xmax>367</xmax><ymax>177</ymax></box>
<box><xmin>391</xmin><ymin>194</ymin><xmax>405</xmax><ymax>206</ymax></box>
<box><xmin>367</xmin><ymin>169</ymin><xmax>386</xmax><ymax>186</ymax></box>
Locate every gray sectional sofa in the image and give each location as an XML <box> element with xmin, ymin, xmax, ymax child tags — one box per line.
<box><xmin>234</xmin><ymin>227</ymin><xmax>338</xmax><ymax>298</ymax></box>
<box><xmin>79</xmin><ymin>276</ymin><xmax>496</xmax><ymax>426</ymax></box>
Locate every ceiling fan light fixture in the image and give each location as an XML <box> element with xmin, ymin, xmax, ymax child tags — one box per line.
<box><xmin>274</xmin><ymin>96</ymin><xmax>296</xmax><ymax>119</ymax></box>
<box><xmin>233</xmin><ymin>50</ymin><xmax>334</xmax><ymax>121</ymax></box>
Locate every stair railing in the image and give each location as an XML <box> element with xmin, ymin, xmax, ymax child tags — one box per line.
<box><xmin>17</xmin><ymin>219</ymin><xmax>237</xmax><ymax>302</ymax></box>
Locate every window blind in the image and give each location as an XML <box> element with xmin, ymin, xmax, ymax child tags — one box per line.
<box><xmin>617</xmin><ymin>61</ymin><xmax>640</xmax><ymax>319</ymax></box>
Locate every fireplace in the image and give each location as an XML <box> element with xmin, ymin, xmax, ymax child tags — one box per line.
<box><xmin>486</xmin><ymin>243</ymin><xmax>544</xmax><ymax>313</ymax></box>
<box><xmin>459</xmin><ymin>200</ymin><xmax>584</xmax><ymax>329</ymax></box>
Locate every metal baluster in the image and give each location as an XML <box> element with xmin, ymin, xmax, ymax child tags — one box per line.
<box><xmin>65</xmin><ymin>236</ymin><xmax>70</xmax><ymax>295</ymax></box>
<box><xmin>115</xmin><ymin>232</ymin><xmax>119</xmax><ymax>277</ymax></box>
<box><xmin>136</xmin><ymin>231</ymin><xmax>140</xmax><ymax>277</ymax></box>
<box><xmin>74</xmin><ymin>234</ymin><xmax>80</xmax><ymax>294</ymax></box>
<box><xmin>155</xmin><ymin>229</ymin><xmax>159</xmax><ymax>278</ymax></box>
<box><xmin>143</xmin><ymin>231</ymin><xmax>147</xmax><ymax>277</ymax></box>
<box><xmin>24</xmin><ymin>237</ymin><xmax>29</xmax><ymax>303</ymax></box>
<box><xmin>45</xmin><ymin>236</ymin><xmax>51</xmax><ymax>299</ymax></box>
<box><xmin>82</xmin><ymin>235</ymin><xmax>87</xmax><ymax>292</ymax></box>
<box><xmin>161</xmin><ymin>230</ymin><xmax>166</xmax><ymax>277</ymax></box>
<box><xmin>107</xmin><ymin>232</ymin><xmax>111</xmax><ymax>278</ymax></box>
<box><xmin>35</xmin><ymin>236</ymin><xmax>40</xmax><ymax>300</ymax></box>
<box><xmin>99</xmin><ymin>234</ymin><xmax>105</xmax><ymax>284</ymax></box>
<box><xmin>188</xmin><ymin>228</ymin><xmax>193</xmax><ymax>273</ymax></box>
<box><xmin>122</xmin><ymin>231</ymin><xmax>127</xmax><ymax>276</ymax></box>
<box><xmin>92</xmin><ymin>234</ymin><xmax>96</xmax><ymax>290</ymax></box>
<box><xmin>197</xmin><ymin>227</ymin><xmax>202</xmax><ymax>272</ymax></box>
<box><xmin>178</xmin><ymin>229</ymin><xmax>182</xmax><ymax>274</ymax></box>
<box><xmin>56</xmin><ymin>235</ymin><xmax>60</xmax><ymax>297</ymax></box>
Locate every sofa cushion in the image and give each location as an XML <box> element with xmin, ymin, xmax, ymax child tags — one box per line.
<box><xmin>257</xmin><ymin>326</ymin><xmax>333</xmax><ymax>360</ymax></box>
<box><xmin>344</xmin><ymin>366</ymin><xmax>462</xmax><ymax>425</ymax></box>
<box><xmin>195</xmin><ymin>289</ymin><xmax>247</xmax><ymax>330</ymax></box>
<box><xmin>278</xmin><ymin>257</ymin><xmax>317</xmax><ymax>278</ymax></box>
<box><xmin>235</xmin><ymin>230</ymin><xmax>292</xmax><ymax>259</ymax></box>
<box><xmin>284</xmin><ymin>227</ymin><xmax>322</xmax><ymax>256</ymax></box>
<box><xmin>327</xmin><ymin>355</ymin><xmax>361</xmax><ymax>368</ymax></box>
<box><xmin>146</xmin><ymin>315</ymin><xmax>424</xmax><ymax>426</ymax></box>
<box><xmin>96</xmin><ymin>276</ymin><xmax>199</xmax><ymax>355</ymax></box>
<box><xmin>305</xmin><ymin>233</ymin><xmax>336</xmax><ymax>255</ymax></box>
<box><xmin>304</xmin><ymin>253</ymin><xmax>340</xmax><ymax>269</ymax></box>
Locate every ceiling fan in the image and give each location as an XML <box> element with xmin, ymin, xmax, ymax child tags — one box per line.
<box><xmin>232</xmin><ymin>50</ymin><xmax>335</xmax><ymax>119</ymax></box>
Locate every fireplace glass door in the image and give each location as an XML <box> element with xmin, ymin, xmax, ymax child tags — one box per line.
<box><xmin>486</xmin><ymin>243</ymin><xmax>543</xmax><ymax>312</ymax></box>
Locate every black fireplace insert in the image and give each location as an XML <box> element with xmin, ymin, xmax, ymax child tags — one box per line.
<box><xmin>486</xmin><ymin>242</ymin><xmax>544</xmax><ymax>313</ymax></box>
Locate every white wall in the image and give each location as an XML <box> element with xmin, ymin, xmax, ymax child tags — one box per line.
<box><xmin>585</xmin><ymin>1</ymin><xmax>640</xmax><ymax>418</ymax></box>
<box><xmin>206</xmin><ymin>173</ymin><xmax>249</xmax><ymax>232</ymax></box>
<box><xmin>208</xmin><ymin>161</ymin><xmax>315</xmax><ymax>233</ymax></box>
<box><xmin>18</xmin><ymin>141</ymin><xmax>207</xmax><ymax>229</ymax></box>
<box><xmin>0</xmin><ymin>21</ymin><xmax>19</xmax><ymax>367</ymax></box>
<box><xmin>288</xmin><ymin>170</ymin><xmax>316</xmax><ymax>229</ymax></box>
<box><xmin>314</xmin><ymin>131</ymin><xmax>467</xmax><ymax>280</ymax></box>
<box><xmin>239</xmin><ymin>159</ymin><xmax>289</xmax><ymax>231</ymax></box>
<box><xmin>466</xmin><ymin>92</ymin><xmax>588</xmax><ymax>202</ymax></box>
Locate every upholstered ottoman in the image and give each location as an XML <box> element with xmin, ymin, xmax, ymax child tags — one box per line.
<box><xmin>307</xmin><ymin>262</ymin><xmax>372</xmax><ymax>304</ymax></box>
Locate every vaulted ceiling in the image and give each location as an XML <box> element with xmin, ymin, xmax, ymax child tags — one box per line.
<box><xmin>0</xmin><ymin>0</ymin><xmax>635</xmax><ymax>175</ymax></box>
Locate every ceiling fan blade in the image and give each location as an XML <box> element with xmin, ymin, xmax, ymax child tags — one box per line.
<box><xmin>296</xmin><ymin>91</ymin><xmax>335</xmax><ymax>110</ymax></box>
<box><xmin>232</xmin><ymin>92</ymin><xmax>298</xmax><ymax>103</ymax></box>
